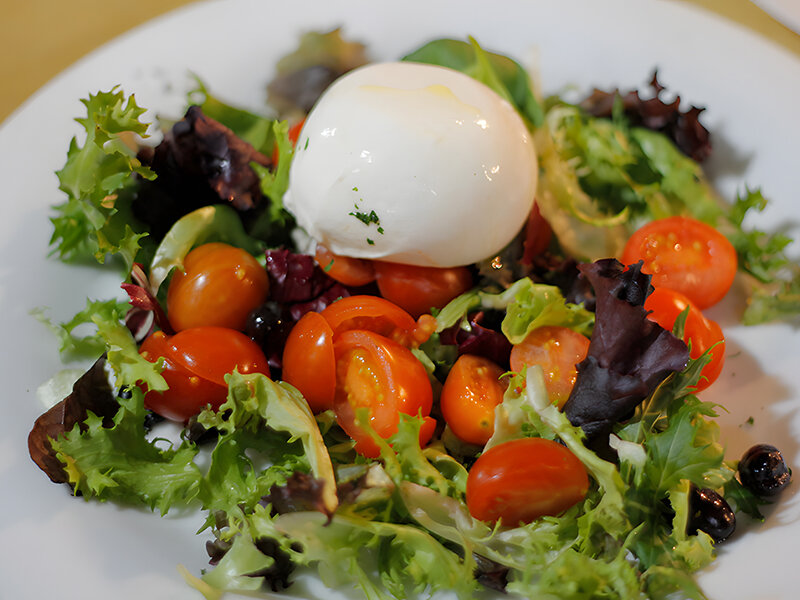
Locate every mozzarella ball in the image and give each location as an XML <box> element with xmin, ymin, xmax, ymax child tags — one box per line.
<box><xmin>283</xmin><ymin>61</ymin><xmax>537</xmax><ymax>267</ymax></box>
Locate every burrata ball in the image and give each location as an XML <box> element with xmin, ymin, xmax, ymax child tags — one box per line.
<box><xmin>283</xmin><ymin>61</ymin><xmax>538</xmax><ymax>267</ymax></box>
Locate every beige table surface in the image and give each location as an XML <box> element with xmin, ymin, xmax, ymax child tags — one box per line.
<box><xmin>1</xmin><ymin>0</ymin><xmax>799</xmax><ymax>124</ymax></box>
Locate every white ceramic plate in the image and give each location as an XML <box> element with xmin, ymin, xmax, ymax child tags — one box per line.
<box><xmin>1</xmin><ymin>0</ymin><xmax>798</xmax><ymax>598</ymax></box>
<box><xmin>753</xmin><ymin>0</ymin><xmax>800</xmax><ymax>34</ymax></box>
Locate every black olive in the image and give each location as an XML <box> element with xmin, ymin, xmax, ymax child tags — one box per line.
<box><xmin>738</xmin><ymin>444</ymin><xmax>792</xmax><ymax>496</ymax></box>
<box><xmin>688</xmin><ymin>486</ymin><xmax>736</xmax><ymax>543</ymax></box>
<box><xmin>245</xmin><ymin>301</ymin><xmax>293</xmax><ymax>372</ymax></box>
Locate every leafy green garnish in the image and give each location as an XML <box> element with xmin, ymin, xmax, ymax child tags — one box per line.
<box><xmin>50</xmin><ymin>88</ymin><xmax>156</xmax><ymax>271</ymax></box>
<box><xmin>403</xmin><ymin>37</ymin><xmax>543</xmax><ymax>127</ymax></box>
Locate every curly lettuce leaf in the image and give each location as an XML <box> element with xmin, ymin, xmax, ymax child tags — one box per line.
<box><xmin>49</xmin><ymin>387</ymin><xmax>201</xmax><ymax>515</ymax></box>
<box><xmin>32</xmin><ymin>298</ymin><xmax>129</xmax><ymax>361</ymax></box>
<box><xmin>436</xmin><ymin>277</ymin><xmax>594</xmax><ymax>343</ymax></box>
<box><xmin>198</xmin><ymin>371</ymin><xmax>338</xmax><ymax>514</ymax></box>
<box><xmin>50</xmin><ymin>88</ymin><xmax>155</xmax><ymax>270</ymax></box>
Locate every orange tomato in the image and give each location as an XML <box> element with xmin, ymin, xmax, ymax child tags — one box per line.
<box><xmin>440</xmin><ymin>354</ymin><xmax>506</xmax><ymax>446</ymax></box>
<box><xmin>333</xmin><ymin>329</ymin><xmax>433</xmax><ymax>458</ymax></box>
<box><xmin>167</xmin><ymin>243</ymin><xmax>268</xmax><ymax>332</ymax></box>
<box><xmin>509</xmin><ymin>326</ymin><xmax>590</xmax><ymax>408</ymax></box>
<box><xmin>644</xmin><ymin>287</ymin><xmax>725</xmax><ymax>391</ymax></box>
<box><xmin>620</xmin><ymin>216</ymin><xmax>737</xmax><ymax>309</ymax></box>
<box><xmin>373</xmin><ymin>261</ymin><xmax>473</xmax><ymax>318</ymax></box>
<box><xmin>466</xmin><ymin>437</ymin><xmax>589</xmax><ymax>525</ymax></box>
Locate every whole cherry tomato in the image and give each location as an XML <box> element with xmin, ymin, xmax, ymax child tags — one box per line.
<box><xmin>466</xmin><ymin>437</ymin><xmax>589</xmax><ymax>526</ymax></box>
<box><xmin>282</xmin><ymin>311</ymin><xmax>336</xmax><ymax>413</ymax></box>
<box><xmin>620</xmin><ymin>216</ymin><xmax>737</xmax><ymax>309</ymax></box>
<box><xmin>644</xmin><ymin>287</ymin><xmax>725</xmax><ymax>391</ymax></box>
<box><xmin>315</xmin><ymin>244</ymin><xmax>376</xmax><ymax>287</ymax></box>
<box><xmin>373</xmin><ymin>261</ymin><xmax>473</xmax><ymax>318</ymax></box>
<box><xmin>509</xmin><ymin>326</ymin><xmax>590</xmax><ymax>408</ymax></box>
<box><xmin>440</xmin><ymin>354</ymin><xmax>506</xmax><ymax>446</ymax></box>
<box><xmin>167</xmin><ymin>242</ymin><xmax>268</xmax><ymax>332</ymax></box>
<box><xmin>139</xmin><ymin>327</ymin><xmax>270</xmax><ymax>422</ymax></box>
<box><xmin>333</xmin><ymin>329</ymin><xmax>433</xmax><ymax>458</ymax></box>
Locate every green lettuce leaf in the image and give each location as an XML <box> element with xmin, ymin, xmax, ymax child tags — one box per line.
<box><xmin>403</xmin><ymin>37</ymin><xmax>543</xmax><ymax>127</ymax></box>
<box><xmin>50</xmin><ymin>387</ymin><xmax>201</xmax><ymax>515</ymax></box>
<box><xmin>436</xmin><ymin>277</ymin><xmax>594</xmax><ymax>344</ymax></box>
<box><xmin>32</xmin><ymin>298</ymin><xmax>129</xmax><ymax>361</ymax></box>
<box><xmin>50</xmin><ymin>88</ymin><xmax>156</xmax><ymax>271</ymax></box>
<box><xmin>198</xmin><ymin>371</ymin><xmax>338</xmax><ymax>514</ymax></box>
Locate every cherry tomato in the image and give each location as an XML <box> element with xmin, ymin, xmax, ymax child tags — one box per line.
<box><xmin>271</xmin><ymin>118</ymin><xmax>305</xmax><ymax>165</ymax></box>
<box><xmin>315</xmin><ymin>244</ymin><xmax>375</xmax><ymax>287</ymax></box>
<box><xmin>521</xmin><ymin>202</ymin><xmax>553</xmax><ymax>264</ymax></box>
<box><xmin>644</xmin><ymin>287</ymin><xmax>725</xmax><ymax>391</ymax></box>
<box><xmin>466</xmin><ymin>437</ymin><xmax>589</xmax><ymax>525</ymax></box>
<box><xmin>333</xmin><ymin>329</ymin><xmax>433</xmax><ymax>458</ymax></box>
<box><xmin>139</xmin><ymin>327</ymin><xmax>270</xmax><ymax>422</ymax></box>
<box><xmin>509</xmin><ymin>326</ymin><xmax>590</xmax><ymax>408</ymax></box>
<box><xmin>282</xmin><ymin>311</ymin><xmax>336</xmax><ymax>413</ymax></box>
<box><xmin>167</xmin><ymin>242</ymin><xmax>269</xmax><ymax>332</ymax></box>
<box><xmin>373</xmin><ymin>261</ymin><xmax>473</xmax><ymax>318</ymax></box>
<box><xmin>320</xmin><ymin>295</ymin><xmax>435</xmax><ymax>348</ymax></box>
<box><xmin>620</xmin><ymin>216</ymin><xmax>737</xmax><ymax>309</ymax></box>
<box><xmin>440</xmin><ymin>354</ymin><xmax>506</xmax><ymax>446</ymax></box>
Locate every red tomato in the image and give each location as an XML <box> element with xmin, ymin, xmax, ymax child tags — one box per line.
<box><xmin>139</xmin><ymin>327</ymin><xmax>270</xmax><ymax>422</ymax></box>
<box><xmin>282</xmin><ymin>311</ymin><xmax>336</xmax><ymax>413</ymax></box>
<box><xmin>440</xmin><ymin>354</ymin><xmax>506</xmax><ymax>446</ymax></box>
<box><xmin>620</xmin><ymin>216</ymin><xmax>737</xmax><ymax>309</ymax></box>
<box><xmin>320</xmin><ymin>295</ymin><xmax>435</xmax><ymax>348</ymax></box>
<box><xmin>315</xmin><ymin>244</ymin><xmax>375</xmax><ymax>287</ymax></box>
<box><xmin>521</xmin><ymin>202</ymin><xmax>553</xmax><ymax>264</ymax></box>
<box><xmin>644</xmin><ymin>287</ymin><xmax>725</xmax><ymax>391</ymax></box>
<box><xmin>466</xmin><ymin>437</ymin><xmax>589</xmax><ymax>525</ymax></box>
<box><xmin>167</xmin><ymin>243</ymin><xmax>268</xmax><ymax>332</ymax></box>
<box><xmin>373</xmin><ymin>261</ymin><xmax>473</xmax><ymax>318</ymax></box>
<box><xmin>333</xmin><ymin>329</ymin><xmax>433</xmax><ymax>458</ymax></box>
<box><xmin>509</xmin><ymin>326</ymin><xmax>590</xmax><ymax>408</ymax></box>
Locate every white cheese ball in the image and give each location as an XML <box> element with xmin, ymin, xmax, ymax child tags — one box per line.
<box><xmin>283</xmin><ymin>62</ymin><xmax>538</xmax><ymax>267</ymax></box>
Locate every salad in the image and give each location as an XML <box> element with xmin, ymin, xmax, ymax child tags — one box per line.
<box><xmin>26</xmin><ymin>26</ymin><xmax>797</xmax><ymax>600</ymax></box>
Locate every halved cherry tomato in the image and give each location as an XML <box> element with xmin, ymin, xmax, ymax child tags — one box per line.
<box><xmin>440</xmin><ymin>354</ymin><xmax>506</xmax><ymax>446</ymax></box>
<box><xmin>320</xmin><ymin>295</ymin><xmax>435</xmax><ymax>348</ymax></box>
<box><xmin>466</xmin><ymin>437</ymin><xmax>589</xmax><ymax>525</ymax></box>
<box><xmin>521</xmin><ymin>202</ymin><xmax>553</xmax><ymax>264</ymax></box>
<box><xmin>333</xmin><ymin>329</ymin><xmax>433</xmax><ymax>457</ymax></box>
<box><xmin>373</xmin><ymin>261</ymin><xmax>473</xmax><ymax>318</ymax></box>
<box><xmin>315</xmin><ymin>244</ymin><xmax>375</xmax><ymax>287</ymax></box>
<box><xmin>282</xmin><ymin>311</ymin><xmax>336</xmax><ymax>413</ymax></box>
<box><xmin>644</xmin><ymin>287</ymin><xmax>725</xmax><ymax>391</ymax></box>
<box><xmin>271</xmin><ymin>118</ymin><xmax>305</xmax><ymax>165</ymax></box>
<box><xmin>167</xmin><ymin>243</ymin><xmax>269</xmax><ymax>332</ymax></box>
<box><xmin>509</xmin><ymin>326</ymin><xmax>590</xmax><ymax>408</ymax></box>
<box><xmin>139</xmin><ymin>327</ymin><xmax>270</xmax><ymax>422</ymax></box>
<box><xmin>620</xmin><ymin>216</ymin><xmax>737</xmax><ymax>309</ymax></box>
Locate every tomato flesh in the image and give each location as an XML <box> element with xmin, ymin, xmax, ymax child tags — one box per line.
<box><xmin>621</xmin><ymin>216</ymin><xmax>737</xmax><ymax>309</ymax></box>
<box><xmin>466</xmin><ymin>437</ymin><xmax>589</xmax><ymax>525</ymax></box>
<box><xmin>440</xmin><ymin>354</ymin><xmax>506</xmax><ymax>446</ymax></box>
<box><xmin>509</xmin><ymin>326</ymin><xmax>590</xmax><ymax>408</ymax></box>
<box><xmin>282</xmin><ymin>311</ymin><xmax>337</xmax><ymax>413</ymax></box>
<box><xmin>333</xmin><ymin>329</ymin><xmax>433</xmax><ymax>457</ymax></box>
<box><xmin>373</xmin><ymin>261</ymin><xmax>473</xmax><ymax>318</ymax></box>
<box><xmin>644</xmin><ymin>287</ymin><xmax>725</xmax><ymax>391</ymax></box>
<box><xmin>167</xmin><ymin>242</ymin><xmax>268</xmax><ymax>332</ymax></box>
